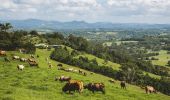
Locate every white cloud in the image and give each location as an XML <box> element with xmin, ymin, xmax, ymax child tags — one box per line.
<box><xmin>0</xmin><ymin>0</ymin><xmax>170</xmax><ymax>23</ymax></box>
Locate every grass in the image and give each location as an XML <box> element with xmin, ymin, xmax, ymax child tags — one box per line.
<box><xmin>0</xmin><ymin>49</ymin><xmax>169</xmax><ymax>100</ymax></box>
<box><xmin>151</xmin><ymin>50</ymin><xmax>170</xmax><ymax>67</ymax></box>
<box><xmin>115</xmin><ymin>41</ymin><xmax>138</xmax><ymax>45</ymax></box>
<box><xmin>64</xmin><ymin>45</ymin><xmax>121</xmax><ymax>70</ymax></box>
<box><xmin>75</xmin><ymin>54</ymin><xmax>120</xmax><ymax>71</ymax></box>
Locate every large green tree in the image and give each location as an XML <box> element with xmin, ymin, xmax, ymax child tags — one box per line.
<box><xmin>0</xmin><ymin>23</ymin><xmax>13</xmax><ymax>32</ymax></box>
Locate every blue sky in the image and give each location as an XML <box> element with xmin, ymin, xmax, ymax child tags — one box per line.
<box><xmin>0</xmin><ymin>0</ymin><xmax>170</xmax><ymax>24</ymax></box>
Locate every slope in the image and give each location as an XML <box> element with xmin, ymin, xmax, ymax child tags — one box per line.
<box><xmin>0</xmin><ymin>49</ymin><xmax>169</xmax><ymax>100</ymax></box>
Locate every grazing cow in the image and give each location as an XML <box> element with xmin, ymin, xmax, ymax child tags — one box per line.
<box><xmin>29</xmin><ymin>61</ymin><xmax>38</xmax><ymax>67</ymax></box>
<box><xmin>108</xmin><ymin>79</ymin><xmax>115</xmax><ymax>83</ymax></box>
<box><xmin>84</xmin><ymin>83</ymin><xmax>105</xmax><ymax>94</ymax></box>
<box><xmin>48</xmin><ymin>64</ymin><xmax>53</xmax><ymax>69</ymax></box>
<box><xmin>83</xmin><ymin>72</ymin><xmax>87</xmax><ymax>76</ymax></box>
<box><xmin>20</xmin><ymin>58</ymin><xmax>27</xmax><ymax>62</ymax></box>
<box><xmin>73</xmin><ymin>70</ymin><xmax>78</xmax><ymax>73</ymax></box>
<box><xmin>30</xmin><ymin>55</ymin><xmax>35</xmax><ymax>58</ymax></box>
<box><xmin>120</xmin><ymin>81</ymin><xmax>126</xmax><ymax>89</ymax></box>
<box><xmin>12</xmin><ymin>56</ymin><xmax>20</xmax><ymax>60</ymax></box>
<box><xmin>55</xmin><ymin>76</ymin><xmax>71</xmax><ymax>82</ymax></box>
<box><xmin>79</xmin><ymin>70</ymin><xmax>87</xmax><ymax>76</ymax></box>
<box><xmin>62</xmin><ymin>80</ymin><xmax>84</xmax><ymax>94</ymax></box>
<box><xmin>17</xmin><ymin>65</ymin><xmax>24</xmax><ymax>71</ymax></box>
<box><xmin>19</xmin><ymin>48</ymin><xmax>27</xmax><ymax>53</ymax></box>
<box><xmin>57</xmin><ymin>64</ymin><xmax>63</xmax><ymax>67</ymax></box>
<box><xmin>0</xmin><ymin>50</ymin><xmax>6</xmax><ymax>56</ymax></box>
<box><xmin>145</xmin><ymin>86</ymin><xmax>157</xmax><ymax>94</ymax></box>
<box><xmin>64</xmin><ymin>68</ymin><xmax>73</xmax><ymax>72</ymax></box>
<box><xmin>79</xmin><ymin>70</ymin><xmax>83</xmax><ymax>74</ymax></box>
<box><xmin>28</xmin><ymin>58</ymin><xmax>36</xmax><ymax>63</ymax></box>
<box><xmin>4</xmin><ymin>57</ymin><xmax>10</xmax><ymax>62</ymax></box>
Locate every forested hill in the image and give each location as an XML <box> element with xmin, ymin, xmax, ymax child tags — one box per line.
<box><xmin>1</xmin><ymin>19</ymin><xmax>170</xmax><ymax>30</ymax></box>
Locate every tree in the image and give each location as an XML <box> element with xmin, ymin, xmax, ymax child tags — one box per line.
<box><xmin>0</xmin><ymin>23</ymin><xmax>13</xmax><ymax>32</ymax></box>
<box><xmin>30</xmin><ymin>30</ymin><xmax>38</xmax><ymax>36</ymax></box>
<box><xmin>168</xmin><ymin>61</ymin><xmax>170</xmax><ymax>66</ymax></box>
<box><xmin>120</xmin><ymin>63</ymin><xmax>139</xmax><ymax>83</ymax></box>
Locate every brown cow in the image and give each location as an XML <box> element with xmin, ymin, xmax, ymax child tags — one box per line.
<box><xmin>84</xmin><ymin>83</ymin><xmax>105</xmax><ymax>94</ymax></box>
<box><xmin>145</xmin><ymin>86</ymin><xmax>157</xmax><ymax>94</ymax></box>
<box><xmin>28</xmin><ymin>58</ymin><xmax>36</xmax><ymax>62</ymax></box>
<box><xmin>0</xmin><ymin>50</ymin><xmax>6</xmax><ymax>56</ymax></box>
<box><xmin>29</xmin><ymin>61</ymin><xmax>38</xmax><ymax>67</ymax></box>
<box><xmin>79</xmin><ymin>70</ymin><xmax>87</xmax><ymax>76</ymax></box>
<box><xmin>62</xmin><ymin>80</ymin><xmax>84</xmax><ymax>94</ymax></box>
<box><xmin>55</xmin><ymin>76</ymin><xmax>71</xmax><ymax>82</ymax></box>
<box><xmin>120</xmin><ymin>81</ymin><xmax>126</xmax><ymax>89</ymax></box>
<box><xmin>79</xmin><ymin>70</ymin><xmax>83</xmax><ymax>74</ymax></box>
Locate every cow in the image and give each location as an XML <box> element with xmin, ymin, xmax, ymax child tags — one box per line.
<box><xmin>83</xmin><ymin>72</ymin><xmax>87</xmax><ymax>76</ymax></box>
<box><xmin>29</xmin><ymin>61</ymin><xmax>38</xmax><ymax>67</ymax></box>
<box><xmin>20</xmin><ymin>58</ymin><xmax>27</xmax><ymax>62</ymax></box>
<box><xmin>79</xmin><ymin>70</ymin><xmax>87</xmax><ymax>76</ymax></box>
<box><xmin>0</xmin><ymin>50</ymin><xmax>6</xmax><ymax>56</ymax></box>
<box><xmin>12</xmin><ymin>56</ymin><xmax>20</xmax><ymax>60</ymax></box>
<box><xmin>64</xmin><ymin>68</ymin><xmax>74</xmax><ymax>72</ymax></box>
<box><xmin>108</xmin><ymin>79</ymin><xmax>115</xmax><ymax>83</ymax></box>
<box><xmin>19</xmin><ymin>48</ymin><xmax>27</xmax><ymax>54</ymax></box>
<box><xmin>62</xmin><ymin>80</ymin><xmax>84</xmax><ymax>94</ymax></box>
<box><xmin>17</xmin><ymin>65</ymin><xmax>24</xmax><ymax>71</ymax></box>
<box><xmin>30</xmin><ymin>55</ymin><xmax>35</xmax><ymax>58</ymax></box>
<box><xmin>84</xmin><ymin>83</ymin><xmax>105</xmax><ymax>94</ymax></box>
<box><xmin>4</xmin><ymin>57</ymin><xmax>10</xmax><ymax>62</ymax></box>
<box><xmin>57</xmin><ymin>64</ymin><xmax>63</xmax><ymax>67</ymax></box>
<box><xmin>28</xmin><ymin>58</ymin><xmax>36</xmax><ymax>63</ymax></box>
<box><xmin>79</xmin><ymin>70</ymin><xmax>83</xmax><ymax>74</ymax></box>
<box><xmin>48</xmin><ymin>64</ymin><xmax>53</xmax><ymax>69</ymax></box>
<box><xmin>145</xmin><ymin>86</ymin><xmax>157</xmax><ymax>94</ymax></box>
<box><xmin>55</xmin><ymin>76</ymin><xmax>71</xmax><ymax>82</ymax></box>
<box><xmin>73</xmin><ymin>69</ymin><xmax>78</xmax><ymax>73</ymax></box>
<box><xmin>120</xmin><ymin>81</ymin><xmax>126</xmax><ymax>89</ymax></box>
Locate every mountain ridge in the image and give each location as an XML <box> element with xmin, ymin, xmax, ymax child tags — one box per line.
<box><xmin>1</xmin><ymin>19</ymin><xmax>170</xmax><ymax>30</ymax></box>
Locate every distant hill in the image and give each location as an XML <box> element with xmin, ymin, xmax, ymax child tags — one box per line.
<box><xmin>1</xmin><ymin>19</ymin><xmax>170</xmax><ymax>31</ymax></box>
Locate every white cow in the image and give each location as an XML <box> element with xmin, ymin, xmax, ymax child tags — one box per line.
<box><xmin>13</xmin><ymin>56</ymin><xmax>20</xmax><ymax>60</ymax></box>
<box><xmin>20</xmin><ymin>58</ymin><xmax>27</xmax><ymax>62</ymax></box>
<box><xmin>17</xmin><ymin>65</ymin><xmax>25</xmax><ymax>71</ymax></box>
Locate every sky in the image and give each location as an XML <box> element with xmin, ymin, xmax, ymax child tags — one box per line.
<box><xmin>0</xmin><ymin>0</ymin><xmax>170</xmax><ymax>24</ymax></box>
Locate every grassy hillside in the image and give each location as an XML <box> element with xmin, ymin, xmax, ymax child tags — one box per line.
<box><xmin>0</xmin><ymin>49</ymin><xmax>169</xmax><ymax>100</ymax></box>
<box><xmin>66</xmin><ymin>46</ymin><xmax>160</xmax><ymax>79</ymax></box>
<box><xmin>64</xmin><ymin>46</ymin><xmax>121</xmax><ymax>70</ymax></box>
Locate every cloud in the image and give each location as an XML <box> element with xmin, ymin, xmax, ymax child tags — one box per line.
<box><xmin>0</xmin><ymin>0</ymin><xmax>170</xmax><ymax>23</ymax></box>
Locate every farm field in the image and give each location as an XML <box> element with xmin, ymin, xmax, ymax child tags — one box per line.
<box><xmin>0</xmin><ymin>49</ymin><xmax>170</xmax><ymax>100</ymax></box>
<box><xmin>151</xmin><ymin>50</ymin><xmax>170</xmax><ymax>67</ymax></box>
